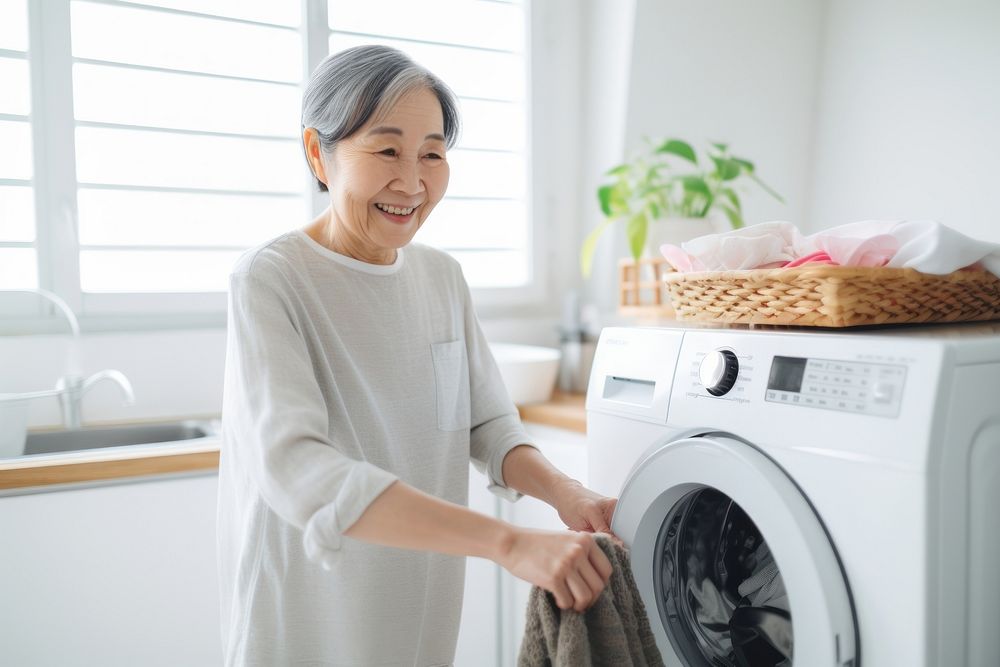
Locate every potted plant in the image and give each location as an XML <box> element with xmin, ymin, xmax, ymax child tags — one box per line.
<box><xmin>580</xmin><ymin>138</ymin><xmax>784</xmax><ymax>276</ymax></box>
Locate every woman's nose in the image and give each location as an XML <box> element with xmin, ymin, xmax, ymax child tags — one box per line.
<box><xmin>390</xmin><ymin>159</ymin><xmax>424</xmax><ymax>195</ymax></box>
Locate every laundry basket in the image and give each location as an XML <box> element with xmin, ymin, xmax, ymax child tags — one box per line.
<box><xmin>662</xmin><ymin>265</ymin><xmax>1000</xmax><ymax>327</ymax></box>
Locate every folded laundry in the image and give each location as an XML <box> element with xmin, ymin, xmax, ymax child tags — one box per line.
<box><xmin>518</xmin><ymin>533</ymin><xmax>665</xmax><ymax>667</ymax></box>
<box><xmin>659</xmin><ymin>220</ymin><xmax>1000</xmax><ymax>276</ymax></box>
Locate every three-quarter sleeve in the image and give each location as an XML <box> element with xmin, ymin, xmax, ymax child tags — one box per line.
<box><xmin>224</xmin><ymin>271</ymin><xmax>398</xmax><ymax>570</ymax></box>
<box><xmin>459</xmin><ymin>274</ymin><xmax>539</xmax><ymax>502</ymax></box>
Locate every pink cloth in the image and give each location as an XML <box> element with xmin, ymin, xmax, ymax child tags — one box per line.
<box><xmin>784</xmin><ymin>251</ymin><xmax>836</xmax><ymax>268</ymax></box>
<box><xmin>659</xmin><ymin>220</ymin><xmax>1000</xmax><ymax>276</ymax></box>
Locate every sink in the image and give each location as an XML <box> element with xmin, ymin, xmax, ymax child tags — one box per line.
<box><xmin>489</xmin><ymin>343</ymin><xmax>561</xmax><ymax>405</ymax></box>
<box><xmin>22</xmin><ymin>419</ymin><xmax>219</xmax><ymax>457</ymax></box>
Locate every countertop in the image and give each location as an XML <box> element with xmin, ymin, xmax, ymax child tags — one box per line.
<box><xmin>0</xmin><ymin>391</ymin><xmax>586</xmax><ymax>493</ymax></box>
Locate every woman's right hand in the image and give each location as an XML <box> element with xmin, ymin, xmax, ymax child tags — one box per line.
<box><xmin>494</xmin><ymin>527</ymin><xmax>614</xmax><ymax>613</ymax></box>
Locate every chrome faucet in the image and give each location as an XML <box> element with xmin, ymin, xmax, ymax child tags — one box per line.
<box><xmin>55</xmin><ymin>370</ymin><xmax>135</xmax><ymax>429</ymax></box>
<box><xmin>2</xmin><ymin>288</ymin><xmax>136</xmax><ymax>429</ymax></box>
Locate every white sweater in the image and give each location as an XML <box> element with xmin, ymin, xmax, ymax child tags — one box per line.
<box><xmin>216</xmin><ymin>230</ymin><xmax>536</xmax><ymax>666</ymax></box>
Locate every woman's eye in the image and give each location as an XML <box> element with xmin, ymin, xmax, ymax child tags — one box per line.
<box><xmin>424</xmin><ymin>153</ymin><xmax>444</xmax><ymax>160</ymax></box>
<box><xmin>378</xmin><ymin>148</ymin><xmax>397</xmax><ymax>157</ymax></box>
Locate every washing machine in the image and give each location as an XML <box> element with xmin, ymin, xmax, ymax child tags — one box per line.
<box><xmin>586</xmin><ymin>324</ymin><xmax>1000</xmax><ymax>667</ymax></box>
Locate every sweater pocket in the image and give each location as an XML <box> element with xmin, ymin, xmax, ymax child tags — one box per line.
<box><xmin>431</xmin><ymin>339</ymin><xmax>471</xmax><ymax>431</ymax></box>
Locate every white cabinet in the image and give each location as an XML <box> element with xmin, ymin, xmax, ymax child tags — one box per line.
<box><xmin>456</xmin><ymin>424</ymin><xmax>588</xmax><ymax>667</ymax></box>
<box><xmin>498</xmin><ymin>423</ymin><xmax>588</xmax><ymax>667</ymax></box>
<box><xmin>455</xmin><ymin>463</ymin><xmax>501</xmax><ymax>667</ymax></box>
<box><xmin>0</xmin><ymin>423</ymin><xmax>587</xmax><ymax>667</ymax></box>
<box><xmin>0</xmin><ymin>473</ymin><xmax>222</xmax><ymax>666</ymax></box>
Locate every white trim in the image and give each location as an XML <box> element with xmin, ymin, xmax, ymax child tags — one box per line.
<box><xmin>328</xmin><ymin>29</ymin><xmax>518</xmax><ymax>56</ymax></box>
<box><xmin>303</xmin><ymin>0</ymin><xmax>329</xmax><ymax>218</ymax></box>
<box><xmin>77</xmin><ymin>182</ymin><xmax>301</xmax><ymax>197</ymax></box>
<box><xmin>79</xmin><ymin>0</ymin><xmax>300</xmax><ymax>31</ymax></box>
<box><xmin>83</xmin><ymin>291</ymin><xmax>227</xmax><ymax>315</ymax></box>
<box><xmin>77</xmin><ymin>244</ymin><xmax>248</xmax><ymax>252</ymax></box>
<box><xmin>27</xmin><ymin>0</ymin><xmax>81</xmax><ymax>320</ymax></box>
<box><xmin>74</xmin><ymin>119</ymin><xmax>297</xmax><ymax>142</ymax></box>
<box><xmin>72</xmin><ymin>56</ymin><xmax>300</xmax><ymax>87</ymax></box>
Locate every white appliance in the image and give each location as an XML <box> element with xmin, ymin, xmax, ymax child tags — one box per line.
<box><xmin>586</xmin><ymin>324</ymin><xmax>1000</xmax><ymax>667</ymax></box>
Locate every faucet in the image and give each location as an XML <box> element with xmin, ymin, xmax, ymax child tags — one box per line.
<box><xmin>55</xmin><ymin>370</ymin><xmax>135</xmax><ymax>429</ymax></box>
<box><xmin>2</xmin><ymin>288</ymin><xmax>135</xmax><ymax>429</ymax></box>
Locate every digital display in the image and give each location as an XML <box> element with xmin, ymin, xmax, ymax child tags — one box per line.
<box><xmin>767</xmin><ymin>356</ymin><xmax>808</xmax><ymax>393</ymax></box>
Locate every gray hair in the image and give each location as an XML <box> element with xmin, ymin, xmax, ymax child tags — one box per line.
<box><xmin>301</xmin><ymin>45</ymin><xmax>461</xmax><ymax>192</ymax></box>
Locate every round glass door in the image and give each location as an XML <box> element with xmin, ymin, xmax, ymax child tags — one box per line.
<box><xmin>612</xmin><ymin>436</ymin><xmax>857</xmax><ymax>667</ymax></box>
<box><xmin>658</xmin><ymin>487</ymin><xmax>792</xmax><ymax>666</ymax></box>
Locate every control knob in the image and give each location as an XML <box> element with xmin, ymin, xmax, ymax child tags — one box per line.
<box><xmin>699</xmin><ymin>350</ymin><xmax>739</xmax><ymax>396</ymax></box>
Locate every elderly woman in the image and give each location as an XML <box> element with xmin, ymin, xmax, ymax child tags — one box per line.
<box><xmin>216</xmin><ymin>45</ymin><xmax>618</xmax><ymax>665</ymax></box>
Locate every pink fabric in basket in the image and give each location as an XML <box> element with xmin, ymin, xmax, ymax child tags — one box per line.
<box><xmin>659</xmin><ymin>220</ymin><xmax>1000</xmax><ymax>276</ymax></box>
<box><xmin>784</xmin><ymin>251</ymin><xmax>837</xmax><ymax>268</ymax></box>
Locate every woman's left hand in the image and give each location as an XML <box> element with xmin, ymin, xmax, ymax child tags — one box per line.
<box><xmin>552</xmin><ymin>480</ymin><xmax>620</xmax><ymax>542</ymax></box>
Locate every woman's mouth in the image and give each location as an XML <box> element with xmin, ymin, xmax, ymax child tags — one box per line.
<box><xmin>374</xmin><ymin>202</ymin><xmax>418</xmax><ymax>224</ymax></box>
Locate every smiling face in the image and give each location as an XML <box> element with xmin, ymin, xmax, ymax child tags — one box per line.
<box><xmin>304</xmin><ymin>86</ymin><xmax>450</xmax><ymax>264</ymax></box>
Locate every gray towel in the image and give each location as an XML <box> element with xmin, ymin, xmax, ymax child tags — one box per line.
<box><xmin>517</xmin><ymin>533</ymin><xmax>665</xmax><ymax>667</ymax></box>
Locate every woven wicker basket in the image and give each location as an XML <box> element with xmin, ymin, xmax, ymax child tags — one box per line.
<box><xmin>663</xmin><ymin>265</ymin><xmax>1000</xmax><ymax>327</ymax></box>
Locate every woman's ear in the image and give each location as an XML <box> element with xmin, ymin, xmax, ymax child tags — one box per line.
<box><xmin>302</xmin><ymin>128</ymin><xmax>329</xmax><ymax>186</ymax></box>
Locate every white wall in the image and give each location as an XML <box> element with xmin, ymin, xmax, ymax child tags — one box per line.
<box><xmin>624</xmin><ymin>0</ymin><xmax>827</xmax><ymax>229</ymax></box>
<box><xmin>579</xmin><ymin>0</ymin><xmax>828</xmax><ymax>317</ymax></box>
<box><xmin>0</xmin><ymin>314</ymin><xmax>562</xmax><ymax>432</ymax></box>
<box><xmin>6</xmin><ymin>1</ymin><xmax>1000</xmax><ymax>431</ymax></box>
<box><xmin>576</xmin><ymin>0</ymin><xmax>638</xmax><ymax>315</ymax></box>
<box><xmin>808</xmin><ymin>0</ymin><xmax>1000</xmax><ymax>240</ymax></box>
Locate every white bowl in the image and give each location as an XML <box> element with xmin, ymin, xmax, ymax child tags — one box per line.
<box><xmin>489</xmin><ymin>343</ymin><xmax>561</xmax><ymax>406</ymax></box>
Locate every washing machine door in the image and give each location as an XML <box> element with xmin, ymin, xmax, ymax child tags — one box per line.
<box><xmin>612</xmin><ymin>435</ymin><xmax>858</xmax><ymax>667</ymax></box>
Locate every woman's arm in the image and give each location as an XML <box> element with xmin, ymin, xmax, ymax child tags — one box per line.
<box><xmin>500</xmin><ymin>443</ymin><xmax>580</xmax><ymax>506</ymax></box>
<box><xmin>501</xmin><ymin>444</ymin><xmax>620</xmax><ymax>538</ymax></box>
<box><xmin>342</xmin><ymin>479</ymin><xmax>512</xmax><ymax>560</ymax></box>
<box><xmin>343</xmin><ymin>477</ymin><xmax>614</xmax><ymax>612</ymax></box>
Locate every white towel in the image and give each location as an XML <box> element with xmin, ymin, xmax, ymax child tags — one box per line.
<box><xmin>660</xmin><ymin>220</ymin><xmax>1000</xmax><ymax>276</ymax></box>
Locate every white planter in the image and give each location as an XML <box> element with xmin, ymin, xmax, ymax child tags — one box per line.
<box><xmin>644</xmin><ymin>216</ymin><xmax>719</xmax><ymax>257</ymax></box>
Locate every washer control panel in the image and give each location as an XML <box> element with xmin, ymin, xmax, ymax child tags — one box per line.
<box><xmin>765</xmin><ymin>356</ymin><xmax>906</xmax><ymax>417</ymax></box>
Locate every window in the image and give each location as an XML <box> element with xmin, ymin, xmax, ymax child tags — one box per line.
<box><xmin>328</xmin><ymin>0</ymin><xmax>531</xmax><ymax>289</ymax></box>
<box><xmin>2</xmin><ymin>0</ymin><xmax>534</xmax><ymax>331</ymax></box>
<box><xmin>70</xmin><ymin>0</ymin><xmax>307</xmax><ymax>296</ymax></box>
<box><xmin>0</xmin><ymin>0</ymin><xmax>37</xmax><ymax>290</ymax></box>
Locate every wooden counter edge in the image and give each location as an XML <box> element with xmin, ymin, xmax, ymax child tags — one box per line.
<box><xmin>0</xmin><ymin>444</ymin><xmax>220</xmax><ymax>491</ymax></box>
<box><xmin>516</xmin><ymin>390</ymin><xmax>586</xmax><ymax>434</ymax></box>
<box><xmin>1</xmin><ymin>392</ymin><xmax>586</xmax><ymax>491</ymax></box>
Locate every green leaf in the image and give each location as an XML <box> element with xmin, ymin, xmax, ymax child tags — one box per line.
<box><xmin>721</xmin><ymin>204</ymin><xmax>744</xmax><ymax>229</ymax></box>
<box><xmin>721</xmin><ymin>187</ymin><xmax>742</xmax><ymax>213</ymax></box>
<box><xmin>597</xmin><ymin>185</ymin><xmax>615</xmax><ymax>217</ymax></box>
<box><xmin>625</xmin><ymin>213</ymin><xmax>648</xmax><ymax>262</ymax></box>
<box><xmin>579</xmin><ymin>218</ymin><xmax>614</xmax><ymax>277</ymax></box>
<box><xmin>655</xmin><ymin>139</ymin><xmax>698</xmax><ymax>165</ymax></box>
<box><xmin>608</xmin><ymin>182</ymin><xmax>630</xmax><ymax>215</ymax></box>
<box><xmin>732</xmin><ymin>157</ymin><xmax>755</xmax><ymax>173</ymax></box>
<box><xmin>711</xmin><ymin>141</ymin><xmax>729</xmax><ymax>153</ymax></box>
<box><xmin>605</xmin><ymin>163</ymin><xmax>630</xmax><ymax>177</ymax></box>
<box><xmin>678</xmin><ymin>175</ymin><xmax>711</xmax><ymax>197</ymax></box>
<box><xmin>710</xmin><ymin>156</ymin><xmax>741</xmax><ymax>181</ymax></box>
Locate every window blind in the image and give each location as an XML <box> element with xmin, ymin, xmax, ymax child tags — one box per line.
<box><xmin>4</xmin><ymin>0</ymin><xmax>533</xmax><ymax>317</ymax></box>
<box><xmin>0</xmin><ymin>0</ymin><xmax>37</xmax><ymax>290</ymax></box>
<box><xmin>328</xmin><ymin>0</ymin><xmax>532</xmax><ymax>289</ymax></box>
<box><xmin>69</xmin><ymin>0</ymin><xmax>308</xmax><ymax>293</ymax></box>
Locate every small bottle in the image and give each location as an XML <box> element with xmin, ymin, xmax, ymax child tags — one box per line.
<box><xmin>557</xmin><ymin>293</ymin><xmax>599</xmax><ymax>394</ymax></box>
